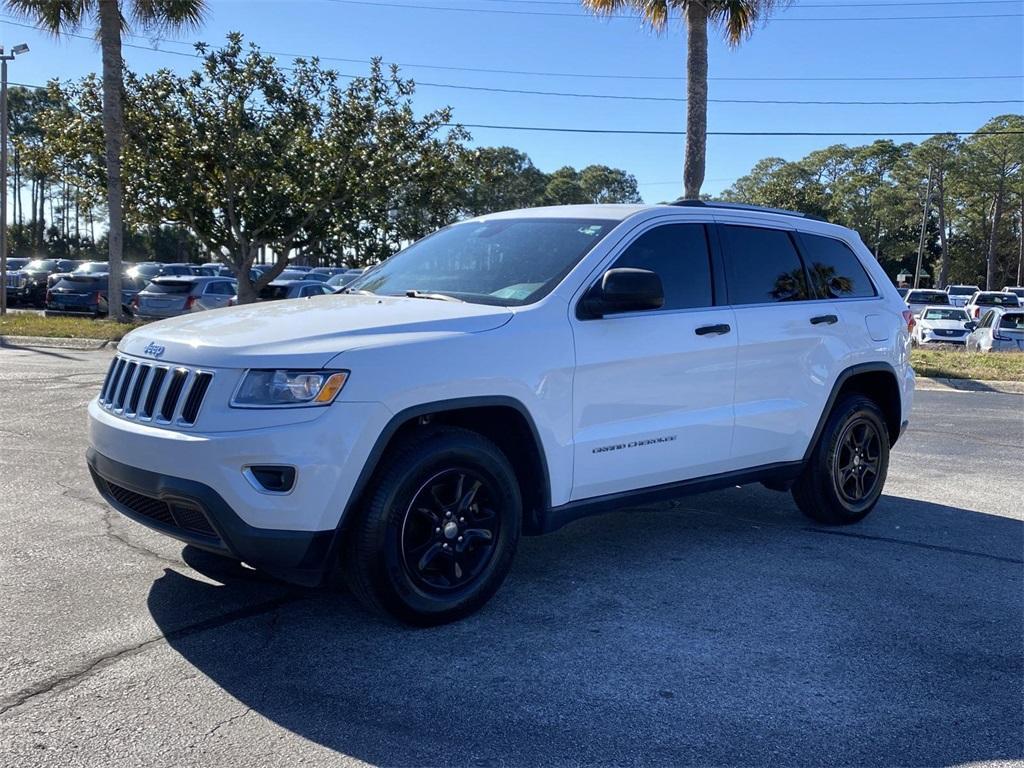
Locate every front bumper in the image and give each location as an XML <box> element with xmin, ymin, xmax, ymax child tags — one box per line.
<box><xmin>88</xmin><ymin>449</ymin><xmax>334</xmax><ymax>585</ymax></box>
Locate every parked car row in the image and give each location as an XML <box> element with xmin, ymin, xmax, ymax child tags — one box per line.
<box><xmin>4</xmin><ymin>258</ymin><xmax>368</xmax><ymax>318</ymax></box>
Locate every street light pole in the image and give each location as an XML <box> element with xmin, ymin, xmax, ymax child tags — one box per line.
<box><xmin>0</xmin><ymin>43</ymin><xmax>29</xmax><ymax>318</ymax></box>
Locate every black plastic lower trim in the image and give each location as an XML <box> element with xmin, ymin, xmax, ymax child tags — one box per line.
<box><xmin>540</xmin><ymin>461</ymin><xmax>804</xmax><ymax>534</ymax></box>
<box><xmin>87</xmin><ymin>448</ymin><xmax>333</xmax><ymax>586</ymax></box>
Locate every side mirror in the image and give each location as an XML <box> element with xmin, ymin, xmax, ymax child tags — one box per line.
<box><xmin>965</xmin><ymin>321</ymin><xmax>977</xmax><ymax>331</ymax></box>
<box><xmin>578</xmin><ymin>268</ymin><xmax>664</xmax><ymax>319</ymax></box>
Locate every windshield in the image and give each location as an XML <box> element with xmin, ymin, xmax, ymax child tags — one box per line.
<box><xmin>347</xmin><ymin>218</ymin><xmax>616</xmax><ymax>306</ymax></box>
<box><xmin>923</xmin><ymin>308</ymin><xmax>968</xmax><ymax>321</ymax></box>
<box><xmin>25</xmin><ymin>259</ymin><xmax>59</xmax><ymax>271</ymax></box>
<box><xmin>75</xmin><ymin>262</ymin><xmax>109</xmax><ymax>274</ymax></box>
<box><xmin>947</xmin><ymin>286</ymin><xmax>978</xmax><ymax>295</ymax></box>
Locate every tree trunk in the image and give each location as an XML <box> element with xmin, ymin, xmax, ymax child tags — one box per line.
<box><xmin>683</xmin><ymin>0</ymin><xmax>708</xmax><ymax>200</ymax></box>
<box><xmin>99</xmin><ymin>0</ymin><xmax>126</xmax><ymax>322</ymax></box>
<box><xmin>936</xmin><ymin>172</ymin><xmax>949</xmax><ymax>289</ymax></box>
<box><xmin>986</xmin><ymin>176</ymin><xmax>1005</xmax><ymax>290</ymax></box>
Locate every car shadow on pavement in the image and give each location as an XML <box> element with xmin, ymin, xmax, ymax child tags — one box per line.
<box><xmin>148</xmin><ymin>486</ymin><xmax>1023</xmax><ymax>767</ymax></box>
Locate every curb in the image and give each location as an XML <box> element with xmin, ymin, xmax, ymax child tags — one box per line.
<box><xmin>0</xmin><ymin>335</ymin><xmax>115</xmax><ymax>351</ymax></box>
<box><xmin>915</xmin><ymin>376</ymin><xmax>1024</xmax><ymax>395</ymax></box>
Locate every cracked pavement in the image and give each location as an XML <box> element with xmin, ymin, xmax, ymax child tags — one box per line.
<box><xmin>0</xmin><ymin>346</ymin><xmax>1021</xmax><ymax>767</ymax></box>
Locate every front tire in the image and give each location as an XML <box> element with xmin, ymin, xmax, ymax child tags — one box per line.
<box><xmin>792</xmin><ymin>395</ymin><xmax>889</xmax><ymax>525</ymax></box>
<box><xmin>344</xmin><ymin>427</ymin><xmax>521</xmax><ymax>626</ymax></box>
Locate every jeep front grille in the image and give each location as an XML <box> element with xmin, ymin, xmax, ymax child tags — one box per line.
<box><xmin>99</xmin><ymin>355</ymin><xmax>213</xmax><ymax>426</ymax></box>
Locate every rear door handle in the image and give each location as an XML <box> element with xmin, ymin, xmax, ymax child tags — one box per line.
<box><xmin>695</xmin><ymin>323</ymin><xmax>731</xmax><ymax>336</ymax></box>
<box><xmin>810</xmin><ymin>314</ymin><xmax>838</xmax><ymax>325</ymax></box>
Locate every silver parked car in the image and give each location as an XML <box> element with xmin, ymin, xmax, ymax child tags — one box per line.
<box><xmin>132</xmin><ymin>276</ymin><xmax>237</xmax><ymax>319</ymax></box>
<box><xmin>966</xmin><ymin>308</ymin><xmax>1024</xmax><ymax>353</ymax></box>
<box><xmin>228</xmin><ymin>279</ymin><xmax>334</xmax><ymax>305</ymax></box>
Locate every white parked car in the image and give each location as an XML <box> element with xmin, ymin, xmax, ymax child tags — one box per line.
<box><xmin>1001</xmin><ymin>286</ymin><xmax>1024</xmax><ymax>301</ymax></box>
<box><xmin>945</xmin><ymin>284</ymin><xmax>980</xmax><ymax>308</ymax></box>
<box><xmin>963</xmin><ymin>291</ymin><xmax>1021</xmax><ymax>320</ymax></box>
<box><xmin>86</xmin><ymin>202</ymin><xmax>914</xmax><ymax>625</ymax></box>
<box><xmin>912</xmin><ymin>306</ymin><xmax>974</xmax><ymax>345</ymax></box>
<box><xmin>966</xmin><ymin>308</ymin><xmax>1024</xmax><ymax>353</ymax></box>
<box><xmin>905</xmin><ymin>289</ymin><xmax>950</xmax><ymax>317</ymax></box>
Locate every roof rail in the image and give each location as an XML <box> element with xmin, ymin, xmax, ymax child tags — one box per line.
<box><xmin>668</xmin><ymin>199</ymin><xmax>827</xmax><ymax>222</ymax></box>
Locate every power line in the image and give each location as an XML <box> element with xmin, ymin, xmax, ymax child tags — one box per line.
<box><xmin>321</xmin><ymin>0</ymin><xmax>1024</xmax><ymax>21</ymax></box>
<box><xmin>3</xmin><ymin>16</ymin><xmax>1019</xmax><ymax>85</ymax></box>
<box><xmin>411</xmin><ymin>80</ymin><xmax>1021</xmax><ymax>104</ymax></box>
<box><xmin>448</xmin><ymin>123</ymin><xmax>1024</xmax><ymax>136</ymax></box>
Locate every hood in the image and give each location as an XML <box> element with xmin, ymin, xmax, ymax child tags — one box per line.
<box><xmin>919</xmin><ymin>317</ymin><xmax>970</xmax><ymax>330</ymax></box>
<box><xmin>118</xmin><ymin>293</ymin><xmax>514</xmax><ymax>368</ymax></box>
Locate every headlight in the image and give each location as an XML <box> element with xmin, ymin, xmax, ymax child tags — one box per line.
<box><xmin>232</xmin><ymin>369</ymin><xmax>349</xmax><ymax>408</ymax></box>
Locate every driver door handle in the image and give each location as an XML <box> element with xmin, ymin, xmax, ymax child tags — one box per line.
<box><xmin>810</xmin><ymin>314</ymin><xmax>839</xmax><ymax>325</ymax></box>
<box><xmin>695</xmin><ymin>323</ymin><xmax>731</xmax><ymax>336</ymax></box>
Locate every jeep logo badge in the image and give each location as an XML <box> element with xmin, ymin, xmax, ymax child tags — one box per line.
<box><xmin>143</xmin><ymin>342</ymin><xmax>166</xmax><ymax>359</ymax></box>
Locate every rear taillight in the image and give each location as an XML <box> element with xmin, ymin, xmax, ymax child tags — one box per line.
<box><xmin>45</xmin><ymin>290</ymin><xmax>52</xmax><ymax>303</ymax></box>
<box><xmin>94</xmin><ymin>291</ymin><xmax>102</xmax><ymax>304</ymax></box>
<box><xmin>184</xmin><ymin>296</ymin><xmax>197</xmax><ymax>310</ymax></box>
<box><xmin>993</xmin><ymin>329</ymin><xmax>1010</xmax><ymax>341</ymax></box>
<box><xmin>902</xmin><ymin>310</ymin><xmax>915</xmax><ymax>333</ymax></box>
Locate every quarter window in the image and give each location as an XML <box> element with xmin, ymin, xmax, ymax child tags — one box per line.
<box><xmin>610</xmin><ymin>224</ymin><xmax>713</xmax><ymax>310</ymax></box>
<box><xmin>800</xmin><ymin>233</ymin><xmax>876</xmax><ymax>299</ymax></box>
<box><xmin>721</xmin><ymin>225</ymin><xmax>809</xmax><ymax>305</ymax></box>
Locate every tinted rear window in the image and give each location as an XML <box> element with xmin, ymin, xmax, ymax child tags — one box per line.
<box><xmin>908</xmin><ymin>291</ymin><xmax>948</xmax><ymax>305</ymax></box>
<box><xmin>947</xmin><ymin>286</ymin><xmax>978</xmax><ymax>296</ymax></box>
<box><xmin>259</xmin><ymin>285</ymin><xmax>292</xmax><ymax>300</ymax></box>
<box><xmin>55</xmin><ymin>276</ymin><xmax>103</xmax><ymax>289</ymax></box>
<box><xmin>721</xmin><ymin>226</ymin><xmax>809</xmax><ymax>305</ymax></box>
<box><xmin>999</xmin><ymin>314</ymin><xmax>1024</xmax><ymax>329</ymax></box>
<box><xmin>799</xmin><ymin>233</ymin><xmax>875</xmax><ymax>299</ymax></box>
<box><xmin>977</xmin><ymin>293</ymin><xmax>1020</xmax><ymax>306</ymax></box>
<box><xmin>145</xmin><ymin>281</ymin><xmax>193</xmax><ymax>295</ymax></box>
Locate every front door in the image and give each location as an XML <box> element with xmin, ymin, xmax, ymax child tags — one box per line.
<box><xmin>570</xmin><ymin>221</ymin><xmax>738</xmax><ymax>502</ymax></box>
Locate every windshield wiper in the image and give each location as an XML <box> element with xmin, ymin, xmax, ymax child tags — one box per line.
<box><xmin>403</xmin><ymin>290</ymin><xmax>464</xmax><ymax>303</ymax></box>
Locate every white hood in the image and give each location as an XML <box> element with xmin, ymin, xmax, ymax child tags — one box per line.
<box><xmin>118</xmin><ymin>293</ymin><xmax>514</xmax><ymax>368</ymax></box>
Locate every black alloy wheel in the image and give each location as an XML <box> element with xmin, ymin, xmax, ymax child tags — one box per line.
<box><xmin>400</xmin><ymin>468</ymin><xmax>500</xmax><ymax>594</ymax></box>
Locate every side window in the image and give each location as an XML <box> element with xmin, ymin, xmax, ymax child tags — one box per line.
<box><xmin>610</xmin><ymin>223</ymin><xmax>713</xmax><ymax>311</ymax></box>
<box><xmin>979</xmin><ymin>310</ymin><xmax>995</xmax><ymax>329</ymax></box>
<box><xmin>799</xmin><ymin>233</ymin><xmax>876</xmax><ymax>299</ymax></box>
<box><xmin>721</xmin><ymin>225</ymin><xmax>810</xmax><ymax>305</ymax></box>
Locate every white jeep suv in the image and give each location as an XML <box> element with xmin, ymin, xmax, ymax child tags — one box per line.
<box><xmin>87</xmin><ymin>202</ymin><xmax>914</xmax><ymax>625</ymax></box>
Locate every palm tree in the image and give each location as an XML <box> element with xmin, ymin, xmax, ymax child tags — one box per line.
<box><xmin>581</xmin><ymin>0</ymin><xmax>786</xmax><ymax>200</ymax></box>
<box><xmin>5</xmin><ymin>0</ymin><xmax>205</xmax><ymax>321</ymax></box>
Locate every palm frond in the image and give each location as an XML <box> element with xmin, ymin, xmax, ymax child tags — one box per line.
<box><xmin>2</xmin><ymin>0</ymin><xmax>91</xmax><ymax>35</ymax></box>
<box><xmin>580</xmin><ymin>0</ymin><xmax>672</xmax><ymax>31</ymax></box>
<box><xmin>130</xmin><ymin>0</ymin><xmax>206</xmax><ymax>34</ymax></box>
<box><xmin>707</xmin><ymin>0</ymin><xmax>791</xmax><ymax>46</ymax></box>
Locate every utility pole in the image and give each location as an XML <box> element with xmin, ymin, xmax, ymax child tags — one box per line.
<box><xmin>913</xmin><ymin>165</ymin><xmax>933</xmax><ymax>290</ymax></box>
<box><xmin>0</xmin><ymin>43</ymin><xmax>29</xmax><ymax>317</ymax></box>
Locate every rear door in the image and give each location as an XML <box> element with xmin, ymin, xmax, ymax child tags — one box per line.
<box><xmin>718</xmin><ymin>221</ymin><xmax>850</xmax><ymax>467</ymax></box>
<box><xmin>570</xmin><ymin>220</ymin><xmax>737</xmax><ymax>501</ymax></box>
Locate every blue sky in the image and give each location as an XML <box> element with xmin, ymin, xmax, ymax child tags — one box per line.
<box><xmin>2</xmin><ymin>0</ymin><xmax>1022</xmax><ymax>202</ymax></box>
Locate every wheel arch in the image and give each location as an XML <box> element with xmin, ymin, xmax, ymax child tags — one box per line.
<box><xmin>804</xmin><ymin>362</ymin><xmax>904</xmax><ymax>461</ymax></box>
<box><xmin>337</xmin><ymin>396</ymin><xmax>552</xmax><ymax>538</ymax></box>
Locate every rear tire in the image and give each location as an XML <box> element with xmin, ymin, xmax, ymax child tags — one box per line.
<box><xmin>792</xmin><ymin>394</ymin><xmax>889</xmax><ymax>525</ymax></box>
<box><xmin>343</xmin><ymin>427</ymin><xmax>521</xmax><ymax>626</ymax></box>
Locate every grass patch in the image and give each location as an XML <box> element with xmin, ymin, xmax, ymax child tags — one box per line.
<box><xmin>912</xmin><ymin>347</ymin><xmax>1024</xmax><ymax>382</ymax></box>
<box><xmin>0</xmin><ymin>313</ymin><xmax>143</xmax><ymax>341</ymax></box>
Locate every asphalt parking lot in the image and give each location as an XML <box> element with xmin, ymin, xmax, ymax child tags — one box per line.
<box><xmin>0</xmin><ymin>345</ymin><xmax>1021</xmax><ymax>767</ymax></box>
